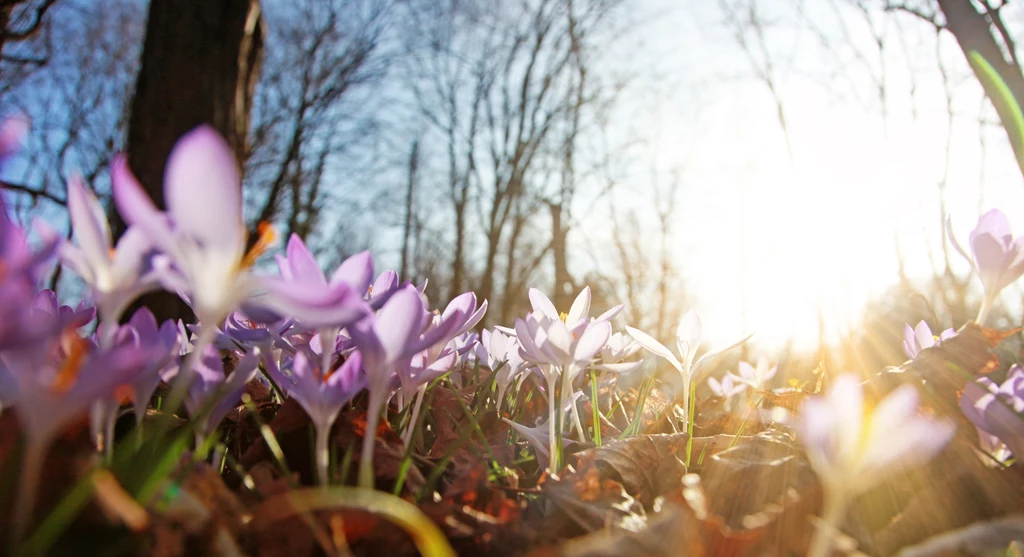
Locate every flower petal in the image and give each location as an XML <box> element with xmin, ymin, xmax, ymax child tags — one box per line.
<box><xmin>529</xmin><ymin>288</ymin><xmax>559</xmax><ymax>320</ymax></box>
<box><xmin>626</xmin><ymin>325</ymin><xmax>683</xmax><ymax>373</ymax></box>
<box><xmin>67</xmin><ymin>175</ymin><xmax>112</xmax><ymax>271</ymax></box>
<box><xmin>164</xmin><ymin>126</ymin><xmax>244</xmax><ymax>254</ymax></box>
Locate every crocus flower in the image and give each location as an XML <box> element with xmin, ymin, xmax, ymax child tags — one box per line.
<box><xmin>797</xmin><ymin>374</ymin><xmax>954</xmax><ymax>557</ymax></box>
<box><xmin>960</xmin><ymin>365</ymin><xmax>1024</xmax><ymax>459</ymax></box>
<box><xmin>265</xmin><ymin>348</ymin><xmax>364</xmax><ymax>485</ymax></box>
<box><xmin>734</xmin><ymin>355</ymin><xmax>778</xmax><ymax>390</ymax></box>
<box><xmin>3</xmin><ymin>327</ymin><xmax>152</xmax><ymax>540</ymax></box>
<box><xmin>112</xmin><ymin>126</ymin><xmax>368</xmax><ymax>340</ymax></box>
<box><xmin>61</xmin><ymin>175</ymin><xmax>161</xmax><ymax>339</ymax></box>
<box><xmin>515</xmin><ymin>287</ymin><xmax>612</xmax><ymax>472</ymax></box>
<box><xmin>275</xmin><ymin>234</ymin><xmax>374</xmax><ymax>373</ymax></box>
<box><xmin>949</xmin><ymin>209</ymin><xmax>1024</xmax><ymax>324</ymax></box>
<box><xmin>627</xmin><ymin>310</ymin><xmax>751</xmax><ymax>430</ymax></box>
<box><xmin>596</xmin><ymin>332</ymin><xmax>643</xmax><ymax>374</ymax></box>
<box><xmin>901</xmin><ymin>320</ymin><xmax>956</xmax><ymax>360</ymax></box>
<box><xmin>707</xmin><ymin>373</ymin><xmax>746</xmax><ymax>412</ymax></box>
<box><xmin>477</xmin><ymin>328</ymin><xmax>528</xmax><ymax>412</ymax></box>
<box><xmin>90</xmin><ymin>307</ymin><xmax>180</xmax><ymax>455</ymax></box>
<box><xmin>347</xmin><ymin>284</ymin><xmax>462</xmax><ymax>487</ymax></box>
<box><xmin>177</xmin><ymin>345</ymin><xmax>259</xmax><ymax>447</ymax></box>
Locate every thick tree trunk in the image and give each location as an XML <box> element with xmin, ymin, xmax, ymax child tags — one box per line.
<box><xmin>112</xmin><ymin>0</ymin><xmax>264</xmax><ymax>324</ymax></box>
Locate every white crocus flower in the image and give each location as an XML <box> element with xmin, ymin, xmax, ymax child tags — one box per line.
<box><xmin>626</xmin><ymin>310</ymin><xmax>751</xmax><ymax>429</ymax></box>
<box><xmin>734</xmin><ymin>355</ymin><xmax>778</xmax><ymax>390</ymax></box>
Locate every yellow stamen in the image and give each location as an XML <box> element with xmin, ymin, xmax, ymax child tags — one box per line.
<box><xmin>559</xmin><ymin>311</ymin><xmax>568</xmax><ymax>323</ymax></box>
<box><xmin>241</xmin><ymin>222</ymin><xmax>276</xmax><ymax>269</ymax></box>
<box><xmin>52</xmin><ymin>334</ymin><xmax>89</xmax><ymax>393</ymax></box>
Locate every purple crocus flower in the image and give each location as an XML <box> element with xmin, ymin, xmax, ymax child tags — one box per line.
<box><xmin>112</xmin><ymin>126</ymin><xmax>368</xmax><ymax>337</ymax></box>
<box><xmin>265</xmin><ymin>348</ymin><xmax>364</xmax><ymax>485</ymax></box>
<box><xmin>3</xmin><ymin>326</ymin><xmax>153</xmax><ymax>539</ymax></box>
<box><xmin>177</xmin><ymin>345</ymin><xmax>259</xmax><ymax>447</ymax></box>
<box><xmin>60</xmin><ymin>175</ymin><xmax>162</xmax><ymax>340</ymax></box>
<box><xmin>347</xmin><ymin>284</ymin><xmax>462</xmax><ymax>487</ymax></box>
<box><xmin>949</xmin><ymin>209</ymin><xmax>1024</xmax><ymax>324</ymax></box>
<box><xmin>515</xmin><ymin>287</ymin><xmax>613</xmax><ymax>472</ymax></box>
<box><xmin>901</xmin><ymin>320</ymin><xmax>956</xmax><ymax>360</ymax></box>
<box><xmin>961</xmin><ymin>365</ymin><xmax>1024</xmax><ymax>459</ymax></box>
<box><xmin>276</xmin><ymin>234</ymin><xmax>373</xmax><ymax>375</ymax></box>
<box><xmin>89</xmin><ymin>307</ymin><xmax>180</xmax><ymax>454</ymax></box>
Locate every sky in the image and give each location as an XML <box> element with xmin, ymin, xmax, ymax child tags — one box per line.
<box><xmin>596</xmin><ymin>0</ymin><xmax>1024</xmax><ymax>352</ymax></box>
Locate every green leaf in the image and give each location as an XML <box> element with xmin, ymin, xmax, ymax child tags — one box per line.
<box><xmin>968</xmin><ymin>51</ymin><xmax>1024</xmax><ymax>161</ymax></box>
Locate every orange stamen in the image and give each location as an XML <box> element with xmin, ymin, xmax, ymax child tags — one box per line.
<box><xmin>52</xmin><ymin>334</ymin><xmax>89</xmax><ymax>393</ymax></box>
<box><xmin>241</xmin><ymin>222</ymin><xmax>276</xmax><ymax>269</ymax></box>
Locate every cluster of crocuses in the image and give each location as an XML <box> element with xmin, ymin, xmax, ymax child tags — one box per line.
<box><xmin>1</xmin><ymin>118</ymin><xmax>1022</xmax><ymax>555</ymax></box>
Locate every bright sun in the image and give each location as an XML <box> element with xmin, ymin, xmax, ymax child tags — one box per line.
<box><xmin>661</xmin><ymin>85</ymin><xmax>948</xmax><ymax>353</ymax></box>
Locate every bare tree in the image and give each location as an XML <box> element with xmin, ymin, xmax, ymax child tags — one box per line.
<box><xmin>246</xmin><ymin>0</ymin><xmax>392</xmax><ymax>249</ymax></box>
<box><xmin>112</xmin><ymin>0</ymin><xmax>265</xmax><ymax>323</ymax></box>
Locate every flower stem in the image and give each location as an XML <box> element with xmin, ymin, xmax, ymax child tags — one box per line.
<box><xmin>11</xmin><ymin>438</ymin><xmax>47</xmax><ymax>548</ymax></box>
<box><xmin>590</xmin><ymin>369</ymin><xmax>602</xmax><ymax>447</ymax></box>
<box><xmin>807</xmin><ymin>488</ymin><xmax>850</xmax><ymax>557</ymax></box>
<box><xmin>358</xmin><ymin>389</ymin><xmax>385</xmax><ymax>489</ymax></box>
<box><xmin>316</xmin><ymin>422</ymin><xmax>331</xmax><ymax>486</ymax></box>
<box><xmin>401</xmin><ymin>385</ymin><xmax>427</xmax><ymax>449</ymax></box>
<box><xmin>546</xmin><ymin>372</ymin><xmax>559</xmax><ymax>474</ymax></box>
<box><xmin>685</xmin><ymin>379</ymin><xmax>696</xmax><ymax>467</ymax></box>
<box><xmin>976</xmin><ymin>297</ymin><xmax>993</xmax><ymax>326</ymax></box>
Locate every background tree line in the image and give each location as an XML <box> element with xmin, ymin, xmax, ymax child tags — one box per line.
<box><xmin>2</xmin><ymin>0</ymin><xmax>1024</xmax><ymax>382</ymax></box>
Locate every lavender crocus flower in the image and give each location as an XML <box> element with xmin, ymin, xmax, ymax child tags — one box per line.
<box><xmin>949</xmin><ymin>209</ymin><xmax>1024</xmax><ymax>324</ymax></box>
<box><xmin>901</xmin><ymin>320</ymin><xmax>956</xmax><ymax>360</ymax></box>
<box><xmin>112</xmin><ymin>126</ymin><xmax>368</xmax><ymax>344</ymax></box>
<box><xmin>3</xmin><ymin>327</ymin><xmax>153</xmax><ymax>540</ymax></box>
<box><xmin>177</xmin><ymin>345</ymin><xmax>259</xmax><ymax>447</ymax></box>
<box><xmin>347</xmin><ymin>285</ymin><xmax>462</xmax><ymax>487</ymax></box>
<box><xmin>265</xmin><ymin>348</ymin><xmax>364</xmax><ymax>485</ymax></box>
<box><xmin>596</xmin><ymin>332</ymin><xmax>642</xmax><ymax>374</ymax></box>
<box><xmin>477</xmin><ymin>328</ymin><xmax>528</xmax><ymax>413</ymax></box>
<box><xmin>961</xmin><ymin>365</ymin><xmax>1024</xmax><ymax>459</ymax></box>
<box><xmin>275</xmin><ymin>234</ymin><xmax>374</xmax><ymax>374</ymax></box>
<box><xmin>89</xmin><ymin>307</ymin><xmax>180</xmax><ymax>455</ymax></box>
<box><xmin>61</xmin><ymin>175</ymin><xmax>161</xmax><ymax>341</ymax></box>
<box><xmin>515</xmin><ymin>287</ymin><xmax>612</xmax><ymax>472</ymax></box>
<box><xmin>797</xmin><ymin>374</ymin><xmax>954</xmax><ymax>557</ymax></box>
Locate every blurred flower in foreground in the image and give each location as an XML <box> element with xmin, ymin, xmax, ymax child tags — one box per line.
<box><xmin>949</xmin><ymin>209</ymin><xmax>1024</xmax><ymax>324</ymax></box>
<box><xmin>797</xmin><ymin>374</ymin><xmax>954</xmax><ymax>557</ymax></box>
<box><xmin>961</xmin><ymin>365</ymin><xmax>1024</xmax><ymax>460</ymax></box>
<box><xmin>901</xmin><ymin>320</ymin><xmax>955</xmax><ymax>360</ymax></box>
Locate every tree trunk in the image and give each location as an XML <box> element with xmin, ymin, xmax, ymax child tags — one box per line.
<box><xmin>935</xmin><ymin>0</ymin><xmax>1024</xmax><ymax>178</ymax></box>
<box><xmin>112</xmin><ymin>0</ymin><xmax>264</xmax><ymax>324</ymax></box>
